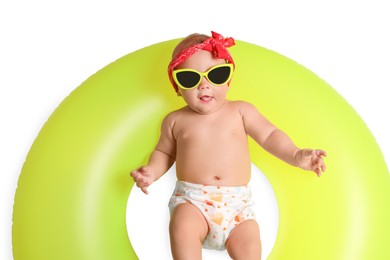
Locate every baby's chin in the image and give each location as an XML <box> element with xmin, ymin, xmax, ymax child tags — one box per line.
<box><xmin>189</xmin><ymin>100</ymin><xmax>229</xmax><ymax>115</ymax></box>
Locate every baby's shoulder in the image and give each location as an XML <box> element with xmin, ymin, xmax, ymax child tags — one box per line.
<box><xmin>230</xmin><ymin>100</ymin><xmax>253</xmax><ymax>107</ymax></box>
<box><xmin>161</xmin><ymin>106</ymin><xmax>187</xmax><ymax>124</ymax></box>
<box><xmin>229</xmin><ymin>100</ymin><xmax>258</xmax><ymax>114</ymax></box>
<box><xmin>164</xmin><ymin>106</ymin><xmax>187</xmax><ymax>118</ymax></box>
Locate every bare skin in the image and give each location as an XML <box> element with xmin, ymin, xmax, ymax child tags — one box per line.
<box><xmin>131</xmin><ymin>50</ymin><xmax>326</xmax><ymax>259</ymax></box>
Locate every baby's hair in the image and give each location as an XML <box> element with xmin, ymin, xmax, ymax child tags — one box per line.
<box><xmin>171</xmin><ymin>33</ymin><xmax>209</xmax><ymax>59</ymax></box>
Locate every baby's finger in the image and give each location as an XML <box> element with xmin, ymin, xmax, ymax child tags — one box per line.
<box><xmin>316</xmin><ymin>149</ymin><xmax>327</xmax><ymax>157</ymax></box>
<box><xmin>133</xmin><ymin>174</ymin><xmax>148</xmax><ymax>187</ymax></box>
<box><xmin>140</xmin><ymin>166</ymin><xmax>149</xmax><ymax>174</ymax></box>
<box><xmin>315</xmin><ymin>168</ymin><xmax>322</xmax><ymax>177</ymax></box>
<box><xmin>130</xmin><ymin>168</ymin><xmax>141</xmax><ymax>178</ymax></box>
<box><xmin>320</xmin><ymin>160</ymin><xmax>326</xmax><ymax>172</ymax></box>
<box><xmin>311</xmin><ymin>160</ymin><xmax>320</xmax><ymax>176</ymax></box>
<box><xmin>318</xmin><ymin>161</ymin><xmax>327</xmax><ymax>176</ymax></box>
<box><xmin>136</xmin><ymin>181</ymin><xmax>147</xmax><ymax>190</ymax></box>
<box><xmin>312</xmin><ymin>157</ymin><xmax>320</xmax><ymax>167</ymax></box>
<box><xmin>130</xmin><ymin>172</ymin><xmax>136</xmax><ymax>179</ymax></box>
<box><xmin>141</xmin><ymin>186</ymin><xmax>149</xmax><ymax>195</ymax></box>
<box><xmin>131</xmin><ymin>170</ymin><xmax>141</xmax><ymax>180</ymax></box>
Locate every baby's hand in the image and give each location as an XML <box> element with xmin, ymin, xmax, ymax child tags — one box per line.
<box><xmin>130</xmin><ymin>166</ymin><xmax>154</xmax><ymax>195</ymax></box>
<box><xmin>295</xmin><ymin>149</ymin><xmax>327</xmax><ymax>177</ymax></box>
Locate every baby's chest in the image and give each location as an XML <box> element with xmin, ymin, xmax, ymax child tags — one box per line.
<box><xmin>174</xmin><ymin>118</ymin><xmax>246</xmax><ymax>142</ymax></box>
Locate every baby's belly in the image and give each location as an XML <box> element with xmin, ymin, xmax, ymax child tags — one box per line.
<box><xmin>175</xmin><ymin>150</ymin><xmax>252</xmax><ymax>187</ymax></box>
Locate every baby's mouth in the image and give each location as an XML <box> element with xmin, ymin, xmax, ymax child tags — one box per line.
<box><xmin>199</xmin><ymin>95</ymin><xmax>213</xmax><ymax>102</ymax></box>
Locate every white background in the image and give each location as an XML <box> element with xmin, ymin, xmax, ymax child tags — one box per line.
<box><xmin>1</xmin><ymin>1</ymin><xmax>389</xmax><ymax>259</ymax></box>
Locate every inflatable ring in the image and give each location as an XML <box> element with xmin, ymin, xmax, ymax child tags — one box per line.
<box><xmin>13</xmin><ymin>39</ymin><xmax>390</xmax><ymax>259</ymax></box>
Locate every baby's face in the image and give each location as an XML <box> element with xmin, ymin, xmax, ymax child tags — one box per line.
<box><xmin>177</xmin><ymin>50</ymin><xmax>230</xmax><ymax>115</ymax></box>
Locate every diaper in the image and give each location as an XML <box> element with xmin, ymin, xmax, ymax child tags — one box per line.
<box><xmin>168</xmin><ymin>181</ymin><xmax>256</xmax><ymax>251</ymax></box>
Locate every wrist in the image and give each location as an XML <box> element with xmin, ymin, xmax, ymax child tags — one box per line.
<box><xmin>292</xmin><ymin>149</ymin><xmax>301</xmax><ymax>167</ymax></box>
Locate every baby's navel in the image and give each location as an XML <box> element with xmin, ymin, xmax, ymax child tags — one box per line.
<box><xmin>214</xmin><ymin>176</ymin><xmax>221</xmax><ymax>180</ymax></box>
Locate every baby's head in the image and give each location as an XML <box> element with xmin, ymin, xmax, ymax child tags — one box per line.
<box><xmin>168</xmin><ymin>31</ymin><xmax>236</xmax><ymax>94</ymax></box>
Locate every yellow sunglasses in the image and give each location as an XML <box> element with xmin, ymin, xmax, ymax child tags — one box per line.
<box><xmin>172</xmin><ymin>63</ymin><xmax>233</xmax><ymax>90</ymax></box>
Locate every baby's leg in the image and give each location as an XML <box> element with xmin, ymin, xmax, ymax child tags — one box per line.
<box><xmin>225</xmin><ymin>219</ymin><xmax>262</xmax><ymax>260</ymax></box>
<box><xmin>169</xmin><ymin>203</ymin><xmax>208</xmax><ymax>260</ymax></box>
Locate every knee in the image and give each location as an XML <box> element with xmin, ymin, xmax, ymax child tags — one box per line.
<box><xmin>229</xmin><ymin>237</ymin><xmax>262</xmax><ymax>258</ymax></box>
<box><xmin>241</xmin><ymin>238</ymin><xmax>262</xmax><ymax>256</ymax></box>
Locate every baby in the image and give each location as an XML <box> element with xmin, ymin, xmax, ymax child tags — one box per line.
<box><xmin>130</xmin><ymin>31</ymin><xmax>326</xmax><ymax>260</ymax></box>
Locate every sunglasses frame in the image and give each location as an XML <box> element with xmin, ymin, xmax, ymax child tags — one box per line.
<box><xmin>172</xmin><ymin>63</ymin><xmax>234</xmax><ymax>90</ymax></box>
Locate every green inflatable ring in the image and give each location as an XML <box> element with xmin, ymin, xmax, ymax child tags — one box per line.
<box><xmin>13</xmin><ymin>39</ymin><xmax>390</xmax><ymax>259</ymax></box>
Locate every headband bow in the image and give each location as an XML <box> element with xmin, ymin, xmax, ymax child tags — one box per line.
<box><xmin>168</xmin><ymin>31</ymin><xmax>235</xmax><ymax>93</ymax></box>
<box><xmin>202</xmin><ymin>31</ymin><xmax>235</xmax><ymax>61</ymax></box>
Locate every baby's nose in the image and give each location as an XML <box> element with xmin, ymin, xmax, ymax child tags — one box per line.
<box><xmin>198</xmin><ymin>77</ymin><xmax>210</xmax><ymax>90</ymax></box>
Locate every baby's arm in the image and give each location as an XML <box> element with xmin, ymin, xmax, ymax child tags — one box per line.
<box><xmin>239</xmin><ymin>101</ymin><xmax>326</xmax><ymax>176</ymax></box>
<box><xmin>130</xmin><ymin>114</ymin><xmax>176</xmax><ymax>194</ymax></box>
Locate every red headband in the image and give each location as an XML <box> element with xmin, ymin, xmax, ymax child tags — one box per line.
<box><xmin>168</xmin><ymin>31</ymin><xmax>236</xmax><ymax>93</ymax></box>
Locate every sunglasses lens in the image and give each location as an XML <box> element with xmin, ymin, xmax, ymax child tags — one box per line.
<box><xmin>207</xmin><ymin>66</ymin><xmax>231</xmax><ymax>85</ymax></box>
<box><xmin>176</xmin><ymin>71</ymin><xmax>201</xmax><ymax>89</ymax></box>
